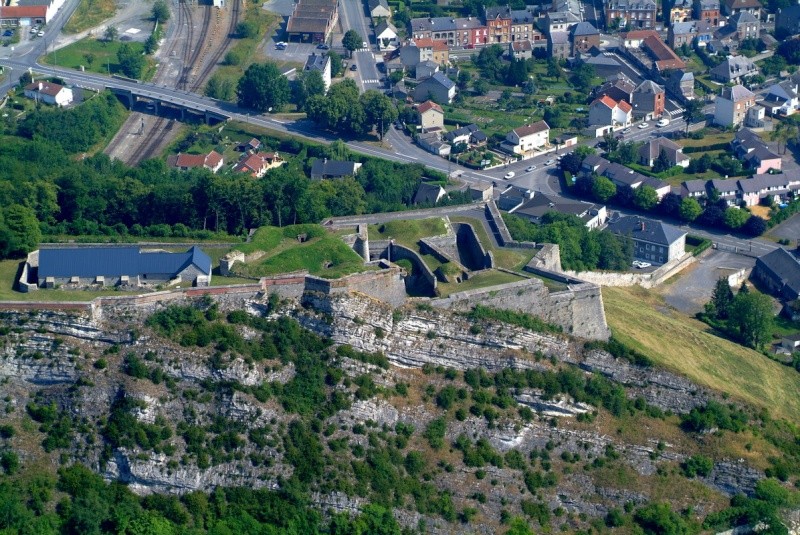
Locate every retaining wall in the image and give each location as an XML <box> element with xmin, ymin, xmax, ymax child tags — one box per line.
<box><xmin>305</xmin><ymin>268</ymin><xmax>407</xmax><ymax>307</ymax></box>
<box><xmin>561</xmin><ymin>253</ymin><xmax>696</xmax><ymax>288</ymax></box>
<box><xmin>453</xmin><ymin>223</ymin><xmax>493</xmax><ymax>270</ymax></box>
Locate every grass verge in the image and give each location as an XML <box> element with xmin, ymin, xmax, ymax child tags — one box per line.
<box><xmin>604</xmin><ymin>285</ymin><xmax>800</xmax><ymax>421</ymax></box>
<box><xmin>42</xmin><ymin>38</ymin><xmax>157</xmax><ymax>81</ymax></box>
<box><xmin>63</xmin><ymin>0</ymin><xmax>116</xmax><ymax>34</ymax></box>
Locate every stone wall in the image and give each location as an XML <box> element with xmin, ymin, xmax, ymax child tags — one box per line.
<box><xmin>304</xmin><ymin>268</ymin><xmax>407</xmax><ymax>307</ymax></box>
<box><xmin>453</xmin><ymin>223</ymin><xmax>493</xmax><ymax>270</ymax></box>
<box><xmin>368</xmin><ymin>240</ymin><xmax>437</xmax><ymax>295</ymax></box>
<box><xmin>483</xmin><ymin>201</ymin><xmax>538</xmax><ymax>249</ymax></box>
<box><xmin>19</xmin><ymin>252</ymin><xmax>37</xmax><ymax>292</ymax></box>
<box><xmin>561</xmin><ymin>253</ymin><xmax>696</xmax><ymax>289</ymax></box>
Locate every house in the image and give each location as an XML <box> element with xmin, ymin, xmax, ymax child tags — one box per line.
<box><xmin>304</xmin><ymin>52</ymin><xmax>332</xmax><ymax>91</ymax></box>
<box><xmin>726</xmin><ymin>11</ymin><xmax>760</xmax><ymax>40</ymax></box>
<box><xmin>548</xmin><ymin>31</ymin><xmax>571</xmax><ymax>59</ymax></box>
<box><xmin>695</xmin><ymin>0</ymin><xmax>721</xmax><ymax>25</ymax></box>
<box><xmin>639</xmin><ymin>137</ymin><xmax>690</xmax><ymax>167</ymax></box>
<box><xmin>416</xmin><ymin>132</ymin><xmax>451</xmax><ymax>157</ymax></box>
<box><xmin>417</xmin><ymin>100</ymin><xmax>445</xmax><ymax>132</ymax></box>
<box><xmin>667</xmin><ymin>70</ymin><xmax>696</xmax><ymax>101</ymax></box>
<box><xmin>388</xmin><ymin>81</ymin><xmax>411</xmax><ymax>101</ymax></box>
<box><xmin>780</xmin><ymin>333</ymin><xmax>800</xmax><ymax>352</ymax></box>
<box><xmin>375</xmin><ymin>20</ymin><xmax>398</xmax><ymax>50</ymax></box>
<box><xmin>594</xmin><ymin>74</ymin><xmax>636</xmax><ymax>104</ymax></box>
<box><xmin>285</xmin><ymin>0</ymin><xmax>338</xmax><ymax>43</ymax></box>
<box><xmin>588</xmin><ymin>95</ymin><xmax>633</xmax><ymax>129</ymax></box>
<box><xmin>723</xmin><ymin>0</ymin><xmax>761</xmax><ymax>19</ymax></box>
<box><xmin>752</xmin><ymin>247</ymin><xmax>800</xmax><ymax>300</ymax></box>
<box><xmin>234</xmin><ymin>152</ymin><xmax>285</xmax><ymax>178</ymax></box>
<box><xmin>509</xmin><ymin>40</ymin><xmax>533</xmax><ymax>59</ymax></box>
<box><xmin>776</xmin><ymin>5</ymin><xmax>800</xmax><ymax>37</ymax></box>
<box><xmin>236</xmin><ymin>138</ymin><xmax>261</xmax><ymax>152</ymax></box>
<box><xmin>731</xmin><ymin>129</ymin><xmax>782</xmax><ymax>174</ymax></box>
<box><xmin>602</xmin><ymin>161</ymin><xmax>671</xmax><ymax>198</ymax></box>
<box><xmin>36</xmin><ymin>246</ymin><xmax>212</xmax><ymax>288</ymax></box>
<box><xmin>24</xmin><ymin>81</ymin><xmax>73</xmax><ymax>107</ymax></box>
<box><xmin>605</xmin><ymin>0</ymin><xmax>657</xmax><ymax>29</ymax></box>
<box><xmin>310</xmin><ymin>159</ymin><xmax>362</xmax><ymax>179</ymax></box>
<box><xmin>762</xmin><ymin>81</ymin><xmax>800</xmax><ymax>116</ymax></box>
<box><xmin>498</xmin><ymin>186</ymin><xmax>535</xmax><ymax>211</ymax></box>
<box><xmin>415</xmin><ymin>59</ymin><xmax>439</xmax><ymax>80</ymax></box>
<box><xmin>443</xmin><ymin>124</ymin><xmax>486</xmax><ymax>147</ymax></box>
<box><xmin>412</xmin><ymin>72</ymin><xmax>456</xmax><ymax>104</ymax></box>
<box><xmin>167</xmin><ymin>151</ymin><xmax>224</xmax><ymax>173</ymax></box>
<box><xmin>544</xmin><ymin>10</ymin><xmax>582</xmax><ymax>36</ymax></box>
<box><xmin>631</xmin><ymin>80</ymin><xmax>665</xmax><ymax>119</ymax></box>
<box><xmin>714</xmin><ymin>84</ymin><xmax>756</xmax><ymax>126</ymax></box>
<box><xmin>399</xmin><ymin>38</ymin><xmax>449</xmax><ymax>68</ymax></box>
<box><xmin>710</xmin><ymin>178</ymin><xmax>741</xmax><ymax>205</ymax></box>
<box><xmin>511</xmin><ymin>192</ymin><xmax>608</xmax><ymax>229</ymax></box>
<box><xmin>711</xmin><ymin>55</ymin><xmax>758</xmax><ymax>83</ymax></box>
<box><xmin>485</xmin><ymin>5</ymin><xmax>544</xmax><ymax>44</ymax></box>
<box><xmin>501</xmin><ymin>121</ymin><xmax>550</xmax><ymax>157</ymax></box>
<box><xmin>668</xmin><ymin>20</ymin><xmax>714</xmax><ymax>48</ymax></box>
<box><xmin>571</xmin><ymin>22</ymin><xmax>601</xmax><ymax>55</ymax></box>
<box><xmin>605</xmin><ymin>215</ymin><xmax>687</xmax><ymax>265</ymax></box>
<box><xmin>410</xmin><ymin>17</ymin><xmax>487</xmax><ymax>48</ymax></box>
<box><xmin>367</xmin><ymin>0</ymin><xmax>391</xmax><ymax>19</ymax></box>
<box><xmin>680</xmin><ymin>179</ymin><xmax>709</xmax><ymax>198</ymax></box>
<box><xmin>671</xmin><ymin>0</ymin><xmax>693</xmax><ymax>22</ymax></box>
<box><xmin>641</xmin><ymin>33</ymin><xmax>687</xmax><ymax>72</ymax></box>
<box><xmin>739</xmin><ymin>174</ymin><xmax>799</xmax><ymax>206</ymax></box>
<box><xmin>469</xmin><ymin>183</ymin><xmax>494</xmax><ymax>202</ymax></box>
<box><xmin>413</xmin><ymin>183</ymin><xmax>446</xmax><ymax>205</ymax></box>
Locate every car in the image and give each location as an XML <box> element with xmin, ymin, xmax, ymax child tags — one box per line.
<box><xmin>638</xmin><ymin>122</ymin><xmax>649</xmax><ymax>129</ymax></box>
<box><xmin>362</xmin><ymin>41</ymin><xmax>369</xmax><ymax>48</ymax></box>
<box><xmin>656</xmin><ymin>118</ymin><xmax>670</xmax><ymax>127</ymax></box>
<box><xmin>544</xmin><ymin>159</ymin><xmax>555</xmax><ymax>165</ymax></box>
<box><xmin>30</xmin><ymin>27</ymin><xmax>38</xmax><ymax>34</ymax></box>
<box><xmin>492</xmin><ymin>181</ymin><xmax>498</xmax><ymax>187</ymax></box>
<box><xmin>504</xmin><ymin>171</ymin><xmax>515</xmax><ymax>179</ymax></box>
<box><xmin>275</xmin><ymin>43</ymin><xmax>286</xmax><ymax>50</ymax></box>
<box><xmin>2</xmin><ymin>30</ymin><xmax>12</xmax><ymax>37</ymax></box>
<box><xmin>350</xmin><ymin>63</ymin><xmax>358</xmax><ymax>71</ymax></box>
<box><xmin>525</xmin><ymin>165</ymin><xmax>536</xmax><ymax>172</ymax></box>
<box><xmin>37</xmin><ymin>30</ymin><xmax>44</xmax><ymax>37</ymax></box>
<box><xmin>316</xmin><ymin>43</ymin><xmax>329</xmax><ymax>49</ymax></box>
<box><xmin>622</xmin><ymin>128</ymin><xmax>631</xmax><ymax>134</ymax></box>
<box><xmin>632</xmin><ymin>261</ymin><xmax>652</xmax><ymax>269</ymax></box>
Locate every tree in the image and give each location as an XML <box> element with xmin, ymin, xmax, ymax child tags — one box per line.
<box><xmin>724</xmin><ymin>207</ymin><xmax>749</xmax><ymax>229</ymax></box>
<box><xmin>616</xmin><ymin>142</ymin><xmax>639</xmax><ymax>165</ymax></box>
<box><xmin>742</xmin><ymin>215</ymin><xmax>768</xmax><ymax>236</ymax></box>
<box><xmin>546</xmin><ymin>57</ymin><xmax>561</xmax><ymax>79</ymax></box>
<box><xmin>570</xmin><ymin>63</ymin><xmax>596</xmax><ymax>93</ymax></box>
<box><xmin>205</xmin><ymin>74</ymin><xmax>235</xmax><ymax>101</ymax></box>
<box><xmin>729</xmin><ymin>291</ymin><xmax>773</xmax><ymax>349</ymax></box>
<box><xmin>561</xmin><ymin>152</ymin><xmax>583</xmax><ymax>174</ymax></box>
<box><xmin>473</xmin><ymin>78</ymin><xmax>489</xmax><ymax>96</ymax></box>
<box><xmin>591</xmin><ymin>176</ymin><xmax>616</xmax><ymax>202</ymax></box>
<box><xmin>0</xmin><ymin>204</ymin><xmax>41</xmax><ymax>258</ymax></box>
<box><xmin>633</xmin><ymin>186</ymin><xmax>658</xmax><ymax>211</ymax></box>
<box><xmin>328</xmin><ymin>51</ymin><xmax>343</xmax><ymax>77</ymax></box>
<box><xmin>294</xmin><ymin>68</ymin><xmax>326</xmax><ymax>108</ymax></box>
<box><xmin>117</xmin><ymin>43</ymin><xmax>146</xmax><ymax>78</ymax></box>
<box><xmin>603</xmin><ymin>132</ymin><xmax>620</xmax><ymax>153</ymax></box>
<box><xmin>709</xmin><ymin>277</ymin><xmax>735</xmax><ymax>319</ymax></box>
<box><xmin>679</xmin><ymin>197</ymin><xmax>702</xmax><ymax>221</ymax></box>
<box><xmin>777</xmin><ymin>37</ymin><xmax>800</xmax><ymax>65</ymax></box>
<box><xmin>342</xmin><ymin>30</ymin><xmax>362</xmax><ymax>57</ymax></box>
<box><xmin>574</xmin><ymin>145</ymin><xmax>596</xmax><ymax>159</ymax></box>
<box><xmin>633</xmin><ymin>503</ymin><xmax>689</xmax><ymax>535</ymax></box>
<box><xmin>152</xmin><ymin>0</ymin><xmax>170</xmax><ymax>23</ymax></box>
<box><xmin>770</xmin><ymin>120</ymin><xmax>796</xmax><ymax>154</ymax></box>
<box><xmin>104</xmin><ymin>25</ymin><xmax>118</xmax><ymax>42</ymax></box>
<box><xmin>683</xmin><ymin>99</ymin><xmax>704</xmax><ymax>131</ymax></box>
<box><xmin>236</xmin><ymin>62</ymin><xmax>290</xmax><ymax>112</ymax></box>
<box><xmin>235</xmin><ymin>20</ymin><xmax>258</xmax><ymax>38</ymax></box>
<box><xmin>652</xmin><ymin>149</ymin><xmax>672</xmax><ymax>173</ymax></box>
<box><xmin>143</xmin><ymin>33</ymin><xmax>158</xmax><ymax>55</ymax></box>
<box><xmin>360</xmin><ymin>90</ymin><xmax>398</xmax><ymax>140</ymax></box>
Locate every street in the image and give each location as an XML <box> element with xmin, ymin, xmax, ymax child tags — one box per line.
<box><xmin>338</xmin><ymin>0</ymin><xmax>381</xmax><ymax>92</ymax></box>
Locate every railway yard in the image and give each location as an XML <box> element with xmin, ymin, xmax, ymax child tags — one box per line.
<box><xmin>105</xmin><ymin>0</ymin><xmax>242</xmax><ymax>165</ymax></box>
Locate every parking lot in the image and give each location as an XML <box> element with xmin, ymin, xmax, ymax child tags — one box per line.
<box><xmin>767</xmin><ymin>213</ymin><xmax>800</xmax><ymax>244</ymax></box>
<box><xmin>660</xmin><ymin>250</ymin><xmax>755</xmax><ymax>314</ymax></box>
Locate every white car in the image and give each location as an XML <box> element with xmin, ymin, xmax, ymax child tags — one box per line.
<box><xmin>525</xmin><ymin>165</ymin><xmax>536</xmax><ymax>172</ymax></box>
<box><xmin>362</xmin><ymin>41</ymin><xmax>369</xmax><ymax>48</ymax></box>
<box><xmin>544</xmin><ymin>159</ymin><xmax>555</xmax><ymax>165</ymax></box>
<box><xmin>638</xmin><ymin>122</ymin><xmax>649</xmax><ymax>129</ymax></box>
<box><xmin>504</xmin><ymin>171</ymin><xmax>516</xmax><ymax>179</ymax></box>
<box><xmin>656</xmin><ymin>118</ymin><xmax>670</xmax><ymax>127</ymax></box>
<box><xmin>37</xmin><ymin>30</ymin><xmax>44</xmax><ymax>37</ymax></box>
<box><xmin>632</xmin><ymin>261</ymin><xmax>652</xmax><ymax>269</ymax></box>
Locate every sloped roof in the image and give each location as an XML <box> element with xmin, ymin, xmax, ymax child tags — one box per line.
<box><xmin>413</xmin><ymin>183</ymin><xmax>446</xmax><ymax>205</ymax></box>
<box><xmin>514</xmin><ymin>193</ymin><xmax>603</xmax><ymax>223</ymax></box>
<box><xmin>738</xmin><ymin>174</ymin><xmax>790</xmax><ymax>193</ymax></box>
<box><xmin>617</xmin><ymin>99</ymin><xmax>633</xmax><ymax>113</ymax></box>
<box><xmin>682</xmin><ymin>179</ymin><xmax>708</xmax><ymax>193</ymax></box>
<box><xmin>25</xmin><ymin>81</ymin><xmax>67</xmax><ymax>97</ymax></box>
<box><xmin>641</xmin><ymin>136</ymin><xmax>685</xmax><ymax>160</ymax></box>
<box><xmin>594</xmin><ymin>95</ymin><xmax>618</xmax><ymax>109</ymax></box>
<box><xmin>368</xmin><ymin>0</ymin><xmax>389</xmax><ymax>12</ymax></box>
<box><xmin>311</xmin><ymin>159</ymin><xmax>360</xmax><ymax>177</ymax></box>
<box><xmin>720</xmin><ymin>83</ymin><xmax>755</xmax><ymax>101</ymax></box>
<box><xmin>572</xmin><ymin>21</ymin><xmax>599</xmax><ymax>36</ymax></box>
<box><xmin>417</xmin><ymin>100</ymin><xmax>444</xmax><ymax>115</ymax></box>
<box><xmin>756</xmin><ymin>248</ymin><xmax>800</xmax><ymax>296</ymax></box>
<box><xmin>39</xmin><ymin>246</ymin><xmax>211</xmax><ymax>279</ymax></box>
<box><xmin>634</xmin><ymin>79</ymin><xmax>665</xmax><ymax>95</ymax></box>
<box><xmin>712</xmin><ymin>55</ymin><xmax>758</xmax><ymax>80</ymax></box>
<box><xmin>0</xmin><ymin>5</ymin><xmax>46</xmax><ymax>18</ymax></box>
<box><xmin>729</xmin><ymin>11</ymin><xmax>758</xmax><ymax>24</ymax></box>
<box><xmin>423</xmin><ymin>72</ymin><xmax>455</xmax><ymax>89</ymax></box>
<box><xmin>606</xmin><ymin>215</ymin><xmax>686</xmax><ymax>246</ymax></box>
<box><xmin>711</xmin><ymin>178</ymin><xmax>740</xmax><ymax>193</ymax></box>
<box><xmin>375</xmin><ymin>20</ymin><xmax>398</xmax><ymax>36</ymax></box>
<box><xmin>512</xmin><ymin>120</ymin><xmax>550</xmax><ymax>137</ymax></box>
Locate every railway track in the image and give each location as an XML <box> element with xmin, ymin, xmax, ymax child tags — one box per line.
<box><xmin>190</xmin><ymin>0</ymin><xmax>241</xmax><ymax>92</ymax></box>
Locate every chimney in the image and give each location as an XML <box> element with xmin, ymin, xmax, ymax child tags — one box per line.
<box><xmin>639</xmin><ymin>221</ymin><xmax>645</xmax><ymax>231</ymax></box>
<box><xmin>324</xmin><ymin>158</ymin><xmax>327</xmax><ymax>164</ymax></box>
<box><xmin>38</xmin><ymin>82</ymin><xmax>43</xmax><ymax>90</ymax></box>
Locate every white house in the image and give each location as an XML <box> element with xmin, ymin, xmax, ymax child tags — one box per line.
<box><xmin>24</xmin><ymin>81</ymin><xmax>73</xmax><ymax>107</ymax></box>
<box><xmin>375</xmin><ymin>20</ymin><xmax>398</xmax><ymax>50</ymax></box>
<box><xmin>303</xmin><ymin>52</ymin><xmax>332</xmax><ymax>91</ymax></box>
<box><xmin>368</xmin><ymin>0</ymin><xmax>391</xmax><ymax>18</ymax></box>
<box><xmin>762</xmin><ymin>81</ymin><xmax>800</xmax><ymax>116</ymax></box>
<box><xmin>501</xmin><ymin>120</ymin><xmax>550</xmax><ymax>157</ymax></box>
<box><xmin>588</xmin><ymin>95</ymin><xmax>632</xmax><ymax>130</ymax></box>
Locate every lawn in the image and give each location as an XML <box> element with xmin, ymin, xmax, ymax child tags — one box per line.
<box><xmin>677</xmin><ymin>131</ymin><xmax>734</xmax><ymax>148</ymax></box>
<box><xmin>449</xmin><ymin>215</ymin><xmax>536</xmax><ymax>271</ymax></box>
<box><xmin>42</xmin><ymin>38</ymin><xmax>157</xmax><ymax>81</ymax></box>
<box><xmin>436</xmin><ymin>269</ymin><xmax>526</xmax><ymax>297</ymax></box>
<box><xmin>0</xmin><ymin>259</ymin><xmax>118</xmax><ymax>301</ymax></box>
<box><xmin>233</xmin><ymin>224</ymin><xmax>370</xmax><ymax>279</ymax></box>
<box><xmin>368</xmin><ymin>218</ymin><xmax>447</xmax><ymax>249</ymax></box>
<box><xmin>604</xmin><ymin>285</ymin><xmax>800</xmax><ymax>421</ymax></box>
<box><xmin>63</xmin><ymin>0</ymin><xmax>117</xmax><ymax>34</ymax></box>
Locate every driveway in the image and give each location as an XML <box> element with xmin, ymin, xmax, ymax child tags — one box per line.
<box><xmin>767</xmin><ymin>213</ymin><xmax>800</xmax><ymax>243</ymax></box>
<box><xmin>660</xmin><ymin>250</ymin><xmax>755</xmax><ymax>314</ymax></box>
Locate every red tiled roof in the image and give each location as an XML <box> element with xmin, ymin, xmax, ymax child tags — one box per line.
<box><xmin>417</xmin><ymin>100</ymin><xmax>444</xmax><ymax>115</ymax></box>
<box><xmin>513</xmin><ymin>120</ymin><xmax>550</xmax><ymax>137</ymax></box>
<box><xmin>413</xmin><ymin>37</ymin><xmax>435</xmax><ymax>48</ymax></box>
<box><xmin>595</xmin><ymin>95</ymin><xmax>618</xmax><ymax>109</ymax></box>
<box><xmin>642</xmin><ymin>35</ymin><xmax>686</xmax><ymax>71</ymax></box>
<box><xmin>1</xmin><ymin>5</ymin><xmax>47</xmax><ymax>18</ymax></box>
<box><xmin>205</xmin><ymin>150</ymin><xmax>223</xmax><ymax>168</ymax></box>
<box><xmin>25</xmin><ymin>81</ymin><xmax>65</xmax><ymax>97</ymax></box>
<box><xmin>617</xmin><ymin>99</ymin><xmax>633</xmax><ymax>113</ymax></box>
<box><xmin>431</xmin><ymin>41</ymin><xmax>449</xmax><ymax>52</ymax></box>
<box><xmin>624</xmin><ymin>30</ymin><xmax>660</xmax><ymax>40</ymax></box>
<box><xmin>174</xmin><ymin>151</ymin><xmax>222</xmax><ymax>169</ymax></box>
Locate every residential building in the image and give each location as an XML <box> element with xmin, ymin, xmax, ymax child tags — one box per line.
<box><xmin>417</xmin><ymin>100</ymin><xmax>445</xmax><ymax>132</ymax></box>
<box><xmin>695</xmin><ymin>0</ymin><xmax>721</xmax><ymax>25</ymax></box>
<box><xmin>509</xmin><ymin>40</ymin><xmax>534</xmax><ymax>59</ymax></box>
<box><xmin>512</xmin><ymin>192</ymin><xmax>608</xmax><ymax>229</ymax></box>
<box><xmin>588</xmin><ymin>95</ymin><xmax>633</xmax><ymax>129</ymax></box>
<box><xmin>667</xmin><ymin>70</ymin><xmax>696</xmax><ymax>101</ymax></box>
<box><xmin>776</xmin><ymin>5</ymin><xmax>800</xmax><ymax>37</ymax></box>
<box><xmin>710</xmin><ymin>178</ymin><xmax>741</xmax><ymax>205</ymax></box>
<box><xmin>710</xmin><ymin>55</ymin><xmax>758</xmax><ymax>83</ymax></box>
<box><xmin>501</xmin><ymin>120</ymin><xmax>551</xmax><ymax>156</ymax></box>
<box><xmin>752</xmin><ymin>247</ymin><xmax>800</xmax><ymax>300</ymax></box>
<box><xmin>36</xmin><ymin>246</ymin><xmax>212</xmax><ymax>288</ymax></box>
<box><xmin>410</xmin><ymin>16</ymin><xmax>487</xmax><ymax>48</ymax></box>
<box><xmin>367</xmin><ymin>0</ymin><xmax>391</xmax><ymax>19</ymax></box>
<box><xmin>543</xmin><ymin>10</ymin><xmax>581</xmax><ymax>36</ymax></box>
<box><xmin>671</xmin><ymin>0</ymin><xmax>693</xmax><ymax>22</ymax></box>
<box><xmin>498</xmin><ymin>186</ymin><xmax>535</xmax><ymax>211</ymax></box>
<box><xmin>732</xmin><ymin>129</ymin><xmax>782</xmax><ymax>174</ymax></box>
<box><xmin>167</xmin><ymin>151</ymin><xmax>224</xmax><ymax>173</ymax></box>
<box><xmin>739</xmin><ymin>174</ymin><xmax>798</xmax><ymax>206</ymax></box>
<box><xmin>236</xmin><ymin>138</ymin><xmax>261</xmax><ymax>153</ymax></box>
<box><xmin>668</xmin><ymin>20</ymin><xmax>713</xmax><ymax>48</ymax></box>
<box><xmin>412</xmin><ymin>72</ymin><xmax>456</xmax><ymax>104</ymax></box>
<box><xmin>303</xmin><ymin>52</ymin><xmax>331</xmax><ymax>91</ymax></box>
<box><xmin>726</xmin><ymin>11</ymin><xmax>760</xmax><ymax>40</ymax></box>
<box><xmin>24</xmin><ymin>80</ymin><xmax>72</xmax><ymax>106</ymax></box>
<box><xmin>714</xmin><ymin>84</ymin><xmax>755</xmax><ymax>126</ymax></box>
<box><xmin>485</xmin><ymin>5</ymin><xmax>543</xmax><ymax>44</ymax></box>
<box><xmin>601</xmin><ymin>161</ymin><xmax>671</xmax><ymax>198</ymax></box>
<box><xmin>639</xmin><ymin>137</ymin><xmax>690</xmax><ymax>167</ymax></box>
<box><xmin>399</xmin><ymin>38</ymin><xmax>449</xmax><ymax>68</ymax></box>
<box><xmin>416</xmin><ymin>132</ymin><xmax>451</xmax><ymax>157</ymax></box>
<box><xmin>413</xmin><ymin>183</ymin><xmax>446</xmax><ymax>205</ymax></box>
<box><xmin>469</xmin><ymin>183</ymin><xmax>494</xmax><ymax>202</ymax></box>
<box><xmin>762</xmin><ymin>81</ymin><xmax>800</xmax><ymax>116</ymax></box>
<box><xmin>571</xmin><ymin>22</ymin><xmax>601</xmax><ymax>55</ymax></box>
<box><xmin>641</xmin><ymin>33</ymin><xmax>687</xmax><ymax>72</ymax></box>
<box><xmin>631</xmin><ymin>80</ymin><xmax>665</xmax><ymax>119</ymax></box>
<box><xmin>234</xmin><ymin>152</ymin><xmax>285</xmax><ymax>178</ymax></box>
<box><xmin>605</xmin><ymin>215</ymin><xmax>687</xmax><ymax>265</ymax></box>
<box><xmin>680</xmin><ymin>179</ymin><xmax>708</xmax><ymax>198</ymax></box>
<box><xmin>443</xmin><ymin>124</ymin><xmax>487</xmax><ymax>146</ymax></box>
<box><xmin>310</xmin><ymin>159</ymin><xmax>362</xmax><ymax>179</ymax></box>
<box><xmin>0</xmin><ymin>0</ymin><xmax>66</xmax><ymax>26</ymax></box>
<box><xmin>723</xmin><ymin>0</ymin><xmax>761</xmax><ymax>18</ymax></box>
<box><xmin>605</xmin><ymin>0</ymin><xmax>657</xmax><ymax>29</ymax></box>
<box><xmin>415</xmin><ymin>59</ymin><xmax>439</xmax><ymax>80</ymax></box>
<box><xmin>375</xmin><ymin>20</ymin><xmax>398</xmax><ymax>50</ymax></box>
<box><xmin>594</xmin><ymin>74</ymin><xmax>636</xmax><ymax>104</ymax></box>
<box><xmin>285</xmin><ymin>0</ymin><xmax>338</xmax><ymax>43</ymax></box>
<box><xmin>548</xmin><ymin>31</ymin><xmax>571</xmax><ymax>59</ymax></box>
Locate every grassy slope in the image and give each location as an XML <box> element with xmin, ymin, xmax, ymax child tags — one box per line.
<box><xmin>63</xmin><ymin>0</ymin><xmax>116</xmax><ymax>33</ymax></box>
<box><xmin>42</xmin><ymin>39</ymin><xmax>156</xmax><ymax>80</ymax></box>
<box><xmin>604</xmin><ymin>286</ymin><xmax>800</xmax><ymax>422</ymax></box>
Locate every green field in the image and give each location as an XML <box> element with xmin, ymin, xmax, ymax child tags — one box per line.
<box><xmin>233</xmin><ymin>225</ymin><xmax>370</xmax><ymax>279</ymax></box>
<box><xmin>436</xmin><ymin>270</ymin><xmax>526</xmax><ymax>297</ymax></box>
<box><xmin>605</xmin><ymin>286</ymin><xmax>800</xmax><ymax>421</ymax></box>
<box><xmin>0</xmin><ymin>259</ymin><xmax>117</xmax><ymax>301</ymax></box>
<box><xmin>42</xmin><ymin>38</ymin><xmax>156</xmax><ymax>80</ymax></box>
<box><xmin>368</xmin><ymin>218</ymin><xmax>446</xmax><ymax>249</ymax></box>
<box><xmin>63</xmin><ymin>0</ymin><xmax>117</xmax><ymax>33</ymax></box>
<box><xmin>449</xmin><ymin>216</ymin><xmax>536</xmax><ymax>271</ymax></box>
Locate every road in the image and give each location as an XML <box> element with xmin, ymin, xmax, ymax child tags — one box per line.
<box><xmin>338</xmin><ymin>0</ymin><xmax>382</xmax><ymax>92</ymax></box>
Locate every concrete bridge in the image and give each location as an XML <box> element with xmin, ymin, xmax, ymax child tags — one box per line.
<box><xmin>108</xmin><ymin>86</ymin><xmax>231</xmax><ymax>125</ymax></box>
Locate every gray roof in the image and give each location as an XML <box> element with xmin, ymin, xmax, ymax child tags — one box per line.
<box><xmin>672</xmin><ymin>21</ymin><xmax>696</xmax><ymax>35</ymax></box>
<box><xmin>606</xmin><ymin>215</ymin><xmax>685</xmax><ymax>246</ymax></box>
<box><xmin>413</xmin><ymin>183</ymin><xmax>445</xmax><ymax>205</ymax></box>
<box><xmin>368</xmin><ymin>0</ymin><xmax>389</xmax><ymax>11</ymax></box>
<box><xmin>38</xmin><ymin>246</ymin><xmax>211</xmax><ymax>279</ymax></box>
<box><xmin>682</xmin><ymin>179</ymin><xmax>708</xmax><ymax>193</ymax></box>
<box><xmin>756</xmin><ymin>248</ymin><xmax>800</xmax><ymax>297</ymax></box>
<box><xmin>711</xmin><ymin>178</ymin><xmax>740</xmax><ymax>193</ymax></box>
<box><xmin>514</xmin><ymin>193</ymin><xmax>603</xmax><ymax>223</ymax></box>
<box><xmin>571</xmin><ymin>21</ymin><xmax>600</xmax><ymax>36</ymax></box>
<box><xmin>423</xmin><ymin>71</ymin><xmax>455</xmax><ymax>90</ymax></box>
<box><xmin>411</xmin><ymin>16</ymin><xmax>483</xmax><ymax>32</ymax></box>
<box><xmin>729</xmin><ymin>11</ymin><xmax>758</xmax><ymax>24</ymax></box>
<box><xmin>443</xmin><ymin>123</ymin><xmax>480</xmax><ymax>142</ymax></box>
<box><xmin>550</xmin><ymin>31</ymin><xmax>570</xmax><ymax>44</ymax></box>
<box><xmin>375</xmin><ymin>20</ymin><xmax>397</xmax><ymax>35</ymax></box>
<box><xmin>634</xmin><ymin>79</ymin><xmax>664</xmax><ymax>94</ymax></box>
<box><xmin>304</xmin><ymin>53</ymin><xmax>329</xmax><ymax>72</ymax></box>
<box><xmin>311</xmin><ymin>159</ymin><xmax>360</xmax><ymax>177</ymax></box>
<box><xmin>712</xmin><ymin>56</ymin><xmax>758</xmax><ymax>81</ymax></box>
<box><xmin>738</xmin><ymin>174</ymin><xmax>789</xmax><ymax>193</ymax></box>
<box><xmin>720</xmin><ymin>83</ymin><xmax>755</xmax><ymax>101</ymax></box>
<box><xmin>669</xmin><ymin>69</ymin><xmax>694</xmax><ymax>84</ymax></box>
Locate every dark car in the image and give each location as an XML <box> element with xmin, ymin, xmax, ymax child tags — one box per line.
<box><xmin>2</xmin><ymin>30</ymin><xmax>12</xmax><ymax>37</ymax></box>
<box><xmin>350</xmin><ymin>63</ymin><xmax>358</xmax><ymax>71</ymax></box>
<box><xmin>316</xmin><ymin>43</ymin><xmax>329</xmax><ymax>49</ymax></box>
